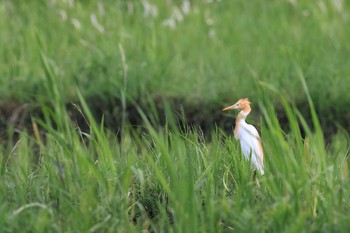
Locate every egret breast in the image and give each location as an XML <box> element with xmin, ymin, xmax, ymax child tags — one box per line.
<box><xmin>236</xmin><ymin>122</ymin><xmax>264</xmax><ymax>174</ymax></box>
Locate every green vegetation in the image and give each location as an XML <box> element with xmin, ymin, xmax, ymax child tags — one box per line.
<box><xmin>1</xmin><ymin>69</ymin><xmax>350</xmax><ymax>232</ymax></box>
<box><xmin>1</xmin><ymin>0</ymin><xmax>350</xmax><ymax>104</ymax></box>
<box><xmin>1</xmin><ymin>0</ymin><xmax>350</xmax><ymax>232</ymax></box>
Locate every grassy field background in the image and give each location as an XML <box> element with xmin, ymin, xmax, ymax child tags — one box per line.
<box><xmin>2</xmin><ymin>1</ymin><xmax>350</xmax><ymax>104</ymax></box>
<box><xmin>1</xmin><ymin>0</ymin><xmax>350</xmax><ymax>232</ymax></box>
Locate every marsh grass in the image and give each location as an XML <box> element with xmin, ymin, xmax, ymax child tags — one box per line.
<box><xmin>1</xmin><ymin>59</ymin><xmax>349</xmax><ymax>232</ymax></box>
<box><xmin>1</xmin><ymin>0</ymin><xmax>350</xmax><ymax>111</ymax></box>
<box><xmin>1</xmin><ymin>0</ymin><xmax>350</xmax><ymax>232</ymax></box>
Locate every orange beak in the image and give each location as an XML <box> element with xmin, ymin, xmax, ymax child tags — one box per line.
<box><xmin>222</xmin><ymin>105</ymin><xmax>235</xmax><ymax>111</ymax></box>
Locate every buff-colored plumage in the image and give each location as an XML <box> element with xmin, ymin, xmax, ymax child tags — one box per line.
<box><xmin>223</xmin><ymin>98</ymin><xmax>264</xmax><ymax>175</ymax></box>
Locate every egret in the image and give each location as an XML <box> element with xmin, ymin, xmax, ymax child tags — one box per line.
<box><xmin>223</xmin><ymin>98</ymin><xmax>264</xmax><ymax>175</ymax></box>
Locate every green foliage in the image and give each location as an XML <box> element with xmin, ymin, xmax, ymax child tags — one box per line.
<box><xmin>1</xmin><ymin>0</ymin><xmax>350</xmax><ymax>108</ymax></box>
<box><xmin>1</xmin><ymin>1</ymin><xmax>350</xmax><ymax>232</ymax></box>
<box><xmin>1</xmin><ymin>84</ymin><xmax>350</xmax><ymax>232</ymax></box>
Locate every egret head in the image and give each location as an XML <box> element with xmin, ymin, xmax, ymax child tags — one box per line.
<box><xmin>223</xmin><ymin>98</ymin><xmax>251</xmax><ymax>111</ymax></box>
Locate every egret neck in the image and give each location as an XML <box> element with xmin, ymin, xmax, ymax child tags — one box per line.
<box><xmin>234</xmin><ymin>104</ymin><xmax>251</xmax><ymax>139</ymax></box>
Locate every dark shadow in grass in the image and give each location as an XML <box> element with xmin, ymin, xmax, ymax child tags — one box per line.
<box><xmin>0</xmin><ymin>95</ymin><xmax>347</xmax><ymax>145</ymax></box>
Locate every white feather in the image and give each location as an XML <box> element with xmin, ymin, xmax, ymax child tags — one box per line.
<box><xmin>236</xmin><ymin>120</ymin><xmax>264</xmax><ymax>175</ymax></box>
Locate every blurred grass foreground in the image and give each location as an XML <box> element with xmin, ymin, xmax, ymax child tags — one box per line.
<box><xmin>1</xmin><ymin>0</ymin><xmax>350</xmax><ymax>232</ymax></box>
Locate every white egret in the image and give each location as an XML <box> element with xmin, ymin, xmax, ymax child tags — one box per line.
<box><xmin>223</xmin><ymin>98</ymin><xmax>264</xmax><ymax>175</ymax></box>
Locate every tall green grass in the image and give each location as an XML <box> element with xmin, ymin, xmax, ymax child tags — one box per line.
<box><xmin>1</xmin><ymin>61</ymin><xmax>349</xmax><ymax>232</ymax></box>
<box><xmin>1</xmin><ymin>0</ymin><xmax>350</xmax><ymax>110</ymax></box>
<box><xmin>1</xmin><ymin>1</ymin><xmax>350</xmax><ymax>232</ymax></box>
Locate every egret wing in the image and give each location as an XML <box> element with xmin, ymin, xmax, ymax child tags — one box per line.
<box><xmin>238</xmin><ymin>124</ymin><xmax>264</xmax><ymax>174</ymax></box>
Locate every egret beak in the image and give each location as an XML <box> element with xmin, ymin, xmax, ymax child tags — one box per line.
<box><xmin>222</xmin><ymin>105</ymin><xmax>235</xmax><ymax>111</ymax></box>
